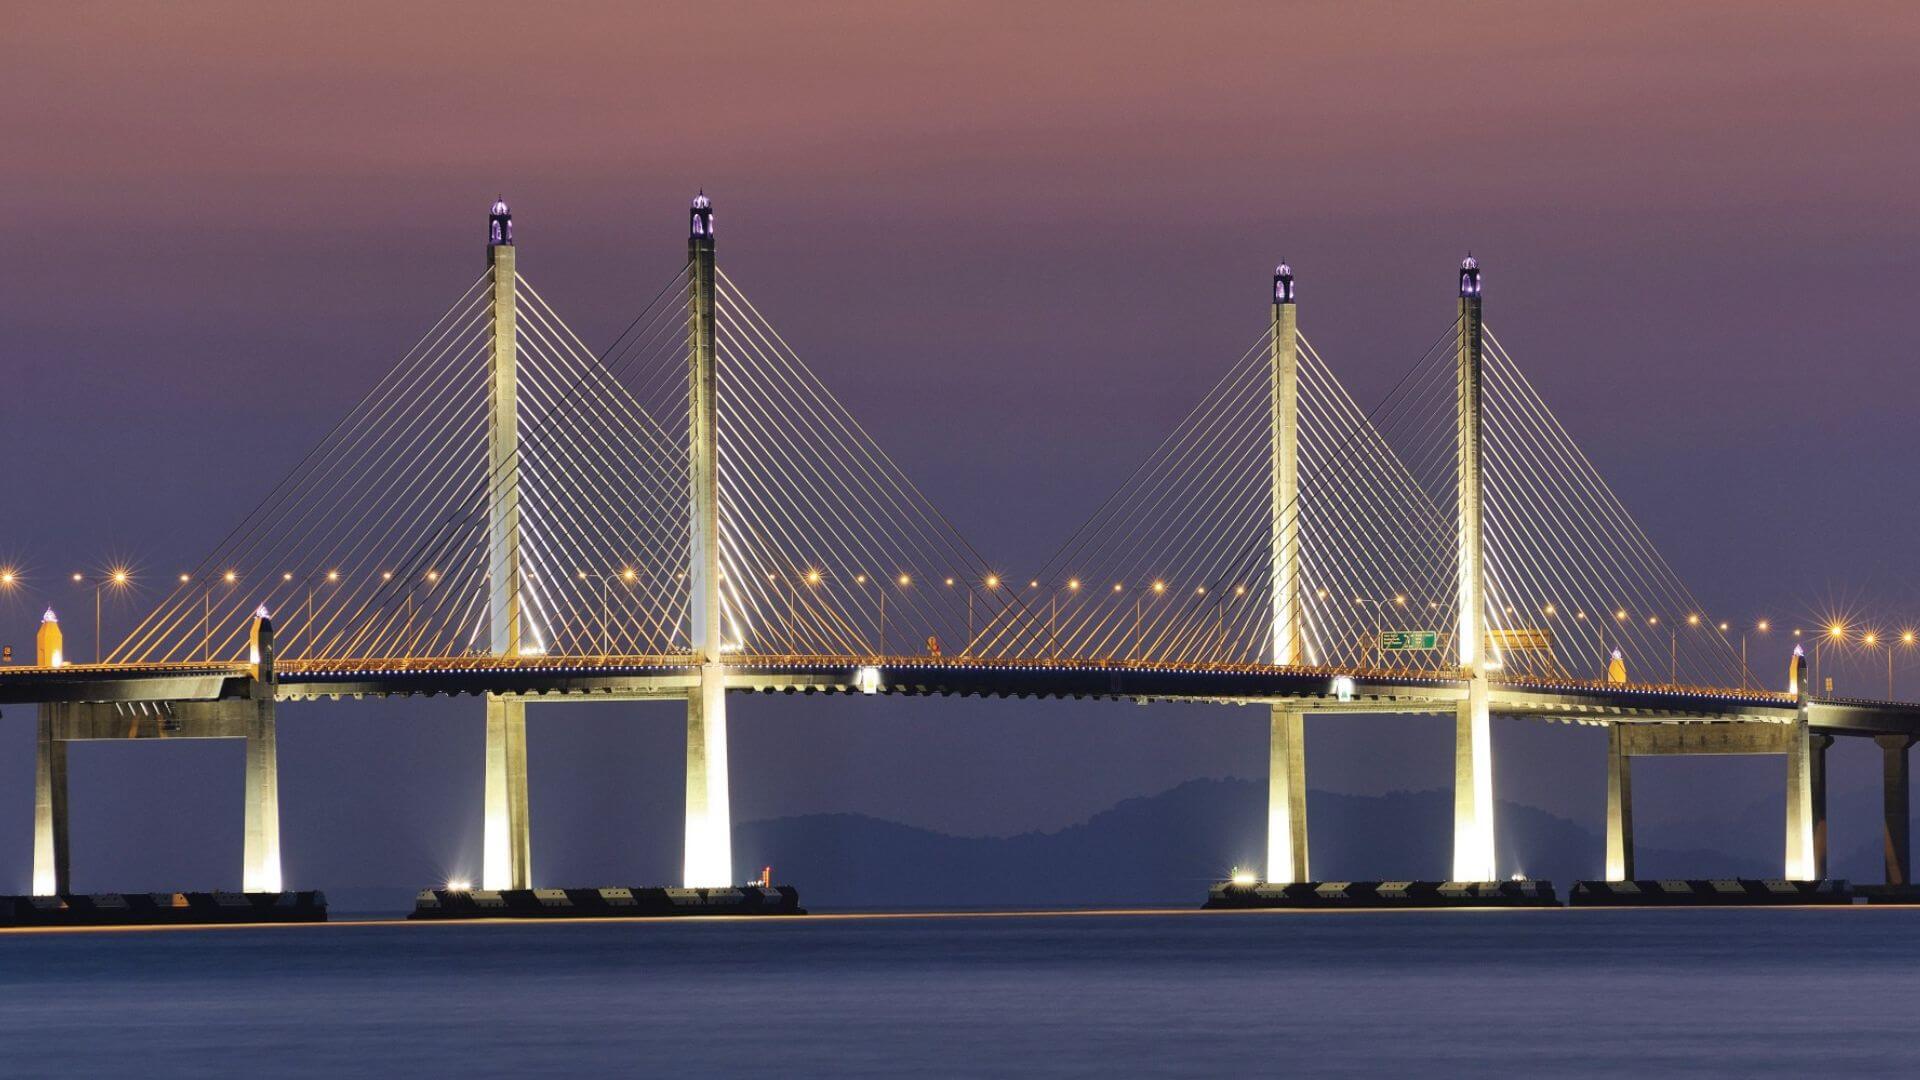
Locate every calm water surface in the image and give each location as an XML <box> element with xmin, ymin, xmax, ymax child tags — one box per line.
<box><xmin>2</xmin><ymin>907</ymin><xmax>1917</xmax><ymax>1076</ymax></box>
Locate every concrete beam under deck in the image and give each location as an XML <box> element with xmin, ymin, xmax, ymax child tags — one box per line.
<box><xmin>42</xmin><ymin>698</ymin><xmax>271</xmax><ymax>740</ymax></box>
<box><xmin>1617</xmin><ymin>721</ymin><xmax>1799</xmax><ymax>757</ymax></box>
<box><xmin>0</xmin><ymin>669</ymin><xmax>250</xmax><ymax>706</ymax></box>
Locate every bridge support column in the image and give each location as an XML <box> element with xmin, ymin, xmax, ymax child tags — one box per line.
<box><xmin>1784</xmin><ymin>716</ymin><xmax>1817</xmax><ymax>880</ymax></box>
<box><xmin>1810</xmin><ymin>732</ymin><xmax>1832</xmax><ymax>880</ymax></box>
<box><xmin>241</xmin><ymin>701</ymin><xmax>283</xmax><ymax>893</ymax></box>
<box><xmin>1452</xmin><ymin>683</ymin><xmax>1495</xmax><ymax>881</ymax></box>
<box><xmin>32</xmin><ymin>707</ymin><xmax>70</xmax><ymax>897</ymax></box>
<box><xmin>685</xmin><ymin>667</ymin><xmax>733</xmax><ymax>888</ymax></box>
<box><xmin>1605</xmin><ymin>724</ymin><xmax>1634</xmax><ymax>881</ymax></box>
<box><xmin>482</xmin><ymin>695</ymin><xmax>531</xmax><ymax>891</ymax></box>
<box><xmin>1266</xmin><ymin>707</ymin><xmax>1308</xmax><ymax>883</ymax></box>
<box><xmin>1875</xmin><ymin>734</ymin><xmax>1915</xmax><ymax>886</ymax></box>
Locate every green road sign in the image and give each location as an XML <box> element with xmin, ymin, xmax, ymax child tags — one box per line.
<box><xmin>1379</xmin><ymin>629</ymin><xmax>1439</xmax><ymax>651</ymax></box>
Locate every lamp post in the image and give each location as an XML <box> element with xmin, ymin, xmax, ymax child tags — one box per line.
<box><xmin>0</xmin><ymin>568</ymin><xmax>18</xmax><ymax>663</ymax></box>
<box><xmin>1051</xmin><ymin>578</ymin><xmax>1081</xmax><ymax>659</ymax></box>
<box><xmin>1900</xmin><ymin>631</ymin><xmax>1917</xmax><ymax>700</ymax></box>
<box><xmin>1815</xmin><ymin>623</ymin><xmax>1846</xmax><ymax>697</ymax></box>
<box><xmin>595</xmin><ymin>568</ymin><xmax>639</xmax><ymax>655</ymax></box>
<box><xmin>1740</xmin><ymin>619</ymin><xmax>1770</xmax><ymax>690</ymax></box>
<box><xmin>82</xmin><ymin>568</ymin><xmax>132</xmax><ymax>663</ymax></box>
<box><xmin>1861</xmin><ymin>631</ymin><xmax>1887</xmax><ymax>699</ymax></box>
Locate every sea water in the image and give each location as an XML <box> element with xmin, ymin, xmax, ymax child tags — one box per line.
<box><xmin>2</xmin><ymin>908</ymin><xmax>1916</xmax><ymax>1075</ymax></box>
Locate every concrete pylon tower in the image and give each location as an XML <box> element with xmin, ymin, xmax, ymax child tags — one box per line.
<box><xmin>684</xmin><ymin>191</ymin><xmax>734</xmax><ymax>888</ymax></box>
<box><xmin>32</xmin><ymin>610</ymin><xmax>68</xmax><ymax>895</ymax></box>
<box><xmin>487</xmin><ymin>196</ymin><xmax>523</xmax><ymax>658</ymax></box>
<box><xmin>481</xmin><ymin>197</ymin><xmax>531</xmax><ymax>891</ymax></box>
<box><xmin>1452</xmin><ymin>255</ymin><xmax>1496</xmax><ymax>882</ymax></box>
<box><xmin>242</xmin><ymin>609</ymin><xmax>282</xmax><ymax>893</ymax></box>
<box><xmin>1266</xmin><ymin>262</ymin><xmax>1309</xmax><ymax>884</ymax></box>
<box><xmin>1784</xmin><ymin>645</ymin><xmax>1817</xmax><ymax>878</ymax></box>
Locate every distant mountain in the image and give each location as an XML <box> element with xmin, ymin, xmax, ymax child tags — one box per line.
<box><xmin>734</xmin><ymin>779</ymin><xmax>1762</xmax><ymax>910</ymax></box>
<box><xmin>327</xmin><ymin>778</ymin><xmax>1892</xmax><ymax>916</ymax></box>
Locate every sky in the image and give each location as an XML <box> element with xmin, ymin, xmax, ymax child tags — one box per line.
<box><xmin>2</xmin><ymin>2</ymin><xmax>1919</xmax><ymax>891</ymax></box>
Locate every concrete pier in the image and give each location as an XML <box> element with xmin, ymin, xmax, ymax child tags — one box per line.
<box><xmin>241</xmin><ymin>702</ymin><xmax>283</xmax><ymax>893</ymax></box>
<box><xmin>1877</xmin><ymin>733</ymin><xmax>1915</xmax><ymax>886</ymax></box>
<box><xmin>32</xmin><ymin>709</ymin><xmax>69</xmax><ymax>897</ymax></box>
<box><xmin>1266</xmin><ymin>707</ymin><xmax>1308</xmax><ymax>884</ymax></box>
<box><xmin>1784</xmin><ymin>717</ymin><xmax>1817</xmax><ymax>880</ymax></box>
<box><xmin>482</xmin><ymin>695</ymin><xmax>531</xmax><ymax>891</ymax></box>
<box><xmin>1810</xmin><ymin>732</ymin><xmax>1833</xmax><ymax>881</ymax></box>
<box><xmin>1605</xmin><ymin>724</ymin><xmax>1633</xmax><ymax>881</ymax></box>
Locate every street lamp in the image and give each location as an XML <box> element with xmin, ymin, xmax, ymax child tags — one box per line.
<box><xmin>1740</xmin><ymin>619</ymin><xmax>1771</xmax><ymax>690</ymax></box>
<box><xmin>1815</xmin><ymin>623</ymin><xmax>1846</xmax><ymax>696</ymax></box>
<box><xmin>1047</xmin><ymin>577</ymin><xmax>1082</xmax><ymax>659</ymax></box>
<box><xmin>84</xmin><ymin>567</ymin><xmax>133</xmax><ymax>663</ymax></box>
<box><xmin>587</xmin><ymin>570</ymin><xmax>640</xmax><ymax>655</ymax></box>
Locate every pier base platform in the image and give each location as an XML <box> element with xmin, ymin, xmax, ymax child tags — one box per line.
<box><xmin>410</xmin><ymin>884</ymin><xmax>804</xmax><ymax>919</ymax></box>
<box><xmin>0</xmin><ymin>891</ymin><xmax>327</xmax><ymax>929</ymax></box>
<box><xmin>1205</xmin><ymin>879</ymin><xmax>1558</xmax><ymax>910</ymax></box>
<box><xmin>1569</xmin><ymin>879</ymin><xmax>1853</xmax><ymax>906</ymax></box>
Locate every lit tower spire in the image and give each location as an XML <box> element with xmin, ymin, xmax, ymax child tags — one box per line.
<box><xmin>36</xmin><ymin>607</ymin><xmax>63</xmax><ymax>668</ymax></box>
<box><xmin>684</xmin><ymin>189</ymin><xmax>733</xmax><ymax>888</ymax></box>
<box><xmin>1453</xmin><ymin>253</ymin><xmax>1495</xmax><ymax>882</ymax></box>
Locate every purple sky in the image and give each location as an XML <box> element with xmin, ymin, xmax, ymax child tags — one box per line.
<box><xmin>3</xmin><ymin>3</ymin><xmax>1919</xmax><ymax>889</ymax></box>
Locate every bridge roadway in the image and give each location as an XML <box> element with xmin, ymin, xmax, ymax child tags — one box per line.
<box><xmin>4</xmin><ymin>655</ymin><xmax>1918</xmax><ymax>736</ymax></box>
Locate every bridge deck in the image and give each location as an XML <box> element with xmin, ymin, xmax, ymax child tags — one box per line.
<box><xmin>6</xmin><ymin>653</ymin><xmax>1910</xmax><ymax>733</ymax></box>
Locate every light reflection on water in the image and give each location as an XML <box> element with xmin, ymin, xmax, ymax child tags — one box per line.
<box><xmin>1</xmin><ymin>908</ymin><xmax>1916</xmax><ymax>1076</ymax></box>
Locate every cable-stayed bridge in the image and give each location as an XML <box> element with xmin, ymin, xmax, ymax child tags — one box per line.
<box><xmin>6</xmin><ymin>195</ymin><xmax>1918</xmax><ymax>909</ymax></box>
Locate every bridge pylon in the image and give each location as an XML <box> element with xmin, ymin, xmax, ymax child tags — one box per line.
<box><xmin>1784</xmin><ymin>649</ymin><xmax>1817</xmax><ymax>879</ymax></box>
<box><xmin>1452</xmin><ymin>255</ymin><xmax>1496</xmax><ymax>882</ymax></box>
<box><xmin>1267</xmin><ymin>262</ymin><xmax>1309</xmax><ymax>884</ymax></box>
<box><xmin>684</xmin><ymin>192</ymin><xmax>733</xmax><ymax>889</ymax></box>
<box><xmin>481</xmin><ymin>197</ymin><xmax>531</xmax><ymax>892</ymax></box>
